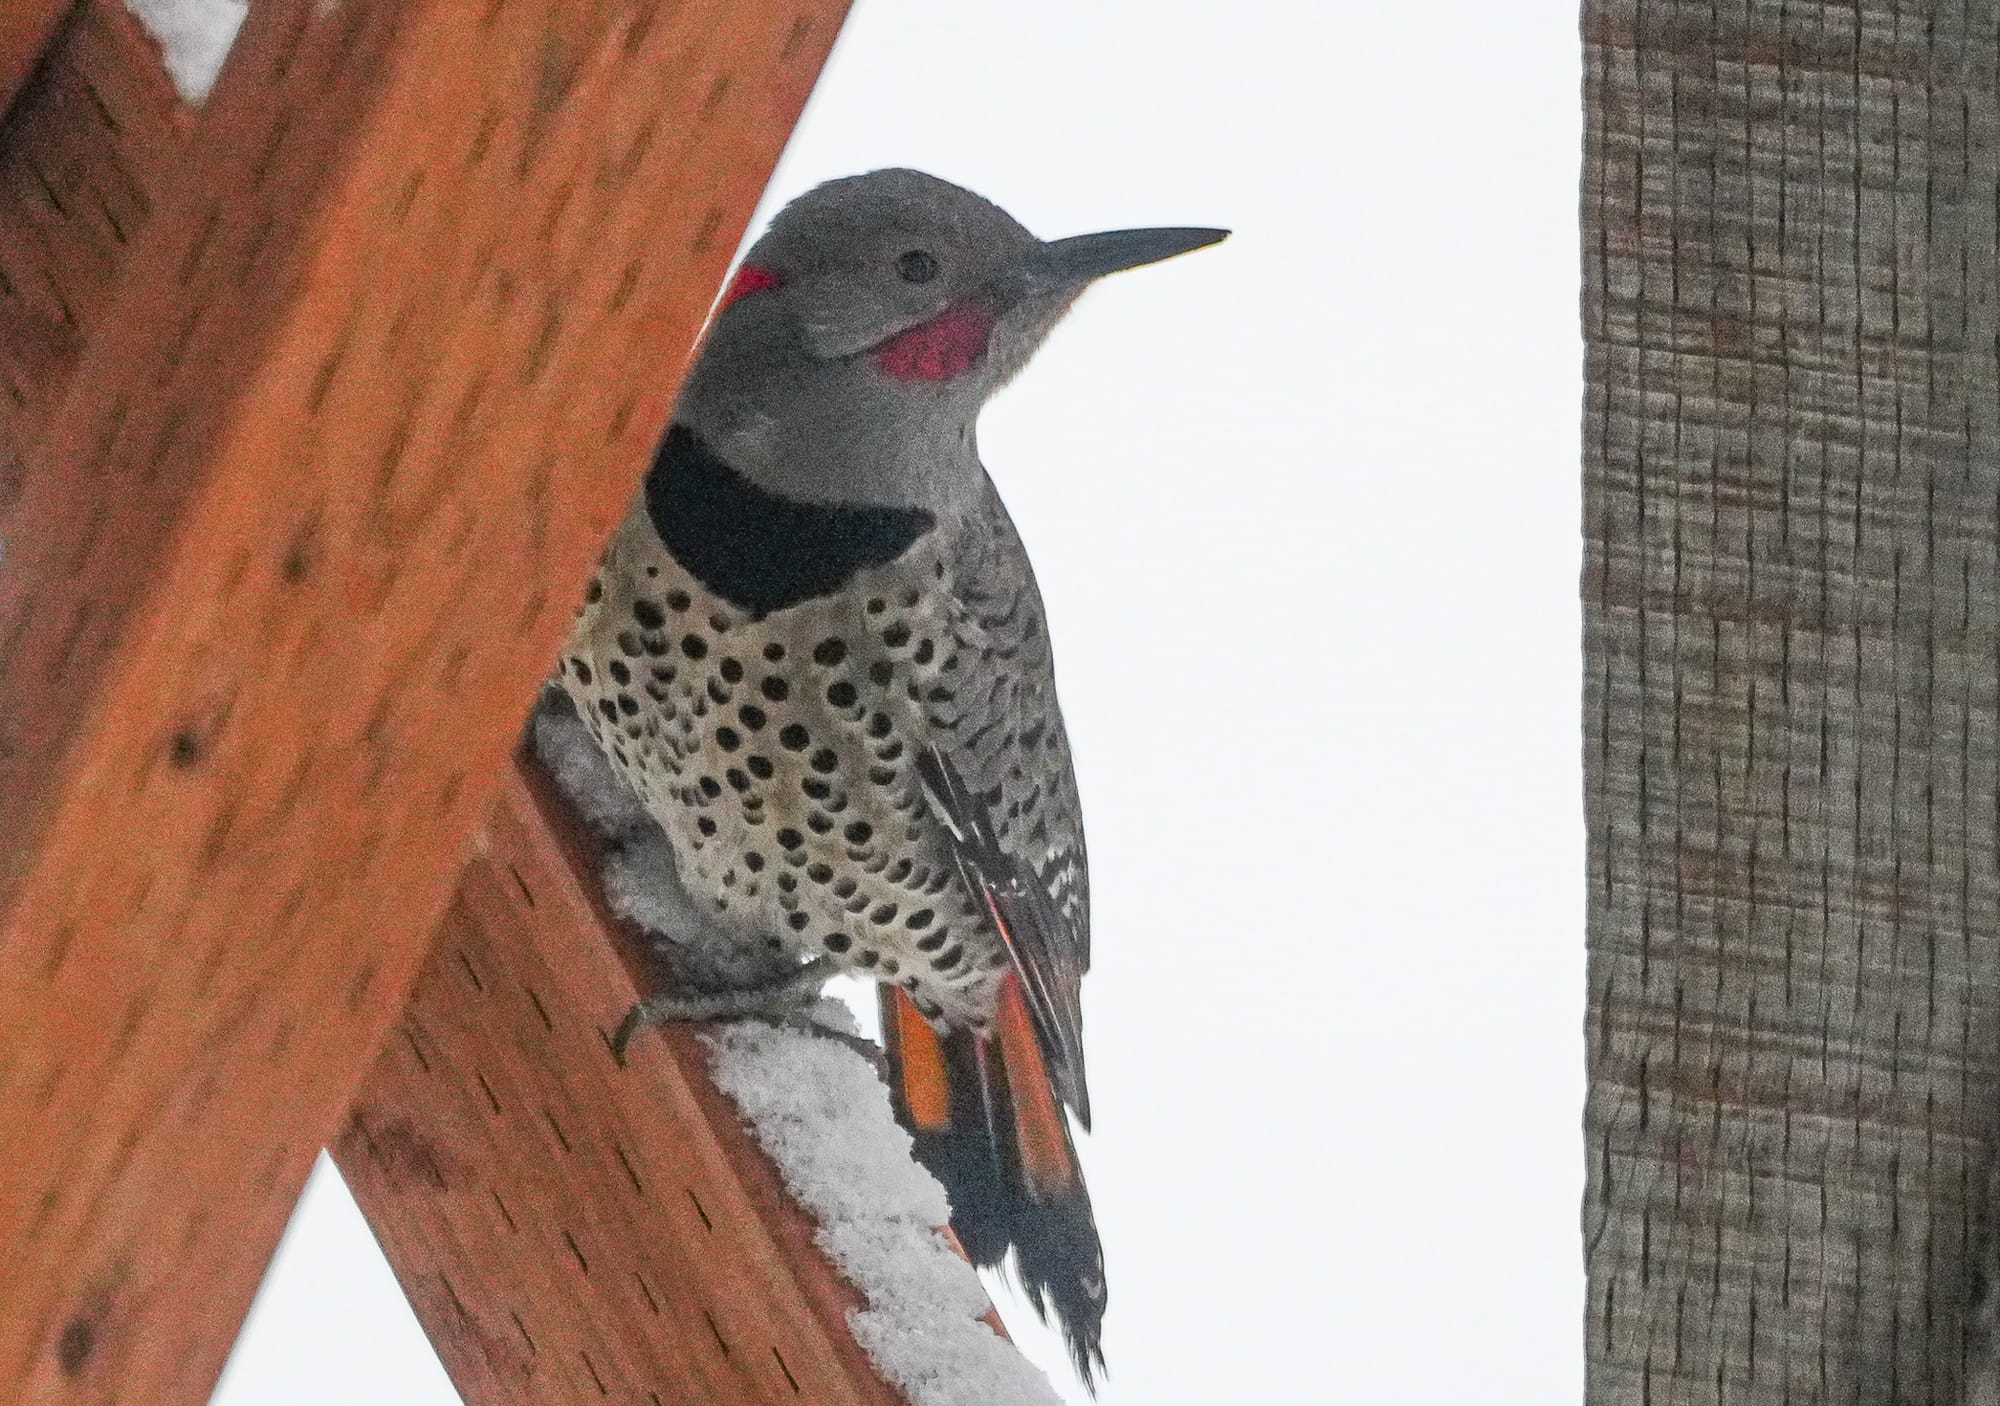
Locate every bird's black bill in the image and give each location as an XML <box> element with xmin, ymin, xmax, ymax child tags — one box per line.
<box><xmin>1041</xmin><ymin>225</ymin><xmax>1230</xmax><ymax>284</ymax></box>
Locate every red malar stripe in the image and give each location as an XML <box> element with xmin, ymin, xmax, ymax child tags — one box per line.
<box><xmin>719</xmin><ymin>262</ymin><xmax>782</xmax><ymax>311</ymax></box>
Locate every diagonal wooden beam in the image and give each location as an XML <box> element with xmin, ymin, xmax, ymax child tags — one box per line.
<box><xmin>0</xmin><ymin>2</ymin><xmax>845</xmax><ymax>1402</ymax></box>
<box><xmin>0</xmin><ymin>0</ymin><xmax>182</xmax><ymax>454</ymax></box>
<box><xmin>6</xmin><ymin>9</ymin><xmax>978</xmax><ymax>1401</ymax></box>
<box><xmin>336</xmin><ymin>760</ymin><xmax>905</xmax><ymax>1406</ymax></box>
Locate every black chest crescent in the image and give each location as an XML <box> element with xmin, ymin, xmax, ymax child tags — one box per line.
<box><xmin>644</xmin><ymin>425</ymin><xmax>936</xmax><ymax>616</ymax></box>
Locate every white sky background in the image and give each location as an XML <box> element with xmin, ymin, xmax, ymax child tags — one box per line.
<box><xmin>212</xmin><ymin>1</ymin><xmax>1585</xmax><ymax>1402</ymax></box>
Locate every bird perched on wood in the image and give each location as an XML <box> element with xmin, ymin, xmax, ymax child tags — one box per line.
<box><xmin>558</xmin><ymin>167</ymin><xmax>1224</xmax><ymax>1387</ymax></box>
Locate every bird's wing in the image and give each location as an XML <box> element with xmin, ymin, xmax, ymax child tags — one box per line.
<box><xmin>917</xmin><ymin>480</ymin><xmax>1092</xmax><ymax>1125</ymax></box>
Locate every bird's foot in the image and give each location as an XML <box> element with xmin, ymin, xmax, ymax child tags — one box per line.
<box><xmin>612</xmin><ymin>957</ymin><xmax>835</xmax><ymax>1060</ymax></box>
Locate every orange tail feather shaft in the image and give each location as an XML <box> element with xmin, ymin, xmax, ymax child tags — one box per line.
<box><xmin>880</xmin><ymin>979</ymin><xmax>1106</xmax><ymax>1388</ymax></box>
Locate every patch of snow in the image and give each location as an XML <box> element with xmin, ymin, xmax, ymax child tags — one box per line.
<box><xmin>124</xmin><ymin>0</ymin><xmax>247</xmax><ymax>104</ymax></box>
<box><xmin>532</xmin><ymin>692</ymin><xmax>651</xmax><ymax>836</ymax></box>
<box><xmin>707</xmin><ymin>1020</ymin><xmax>1062</xmax><ymax>1406</ymax></box>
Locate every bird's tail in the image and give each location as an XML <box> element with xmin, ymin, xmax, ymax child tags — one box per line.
<box><xmin>880</xmin><ymin>977</ymin><xmax>1106</xmax><ymax>1389</ymax></box>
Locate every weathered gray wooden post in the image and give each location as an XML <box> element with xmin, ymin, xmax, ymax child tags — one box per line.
<box><xmin>1585</xmin><ymin>4</ymin><xmax>2000</xmax><ymax>1401</ymax></box>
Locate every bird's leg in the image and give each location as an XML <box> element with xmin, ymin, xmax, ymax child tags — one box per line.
<box><xmin>613</xmin><ymin>956</ymin><xmax>835</xmax><ymax>1059</ymax></box>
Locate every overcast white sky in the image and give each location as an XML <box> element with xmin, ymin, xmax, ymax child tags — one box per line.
<box><xmin>213</xmin><ymin>2</ymin><xmax>1584</xmax><ymax>1402</ymax></box>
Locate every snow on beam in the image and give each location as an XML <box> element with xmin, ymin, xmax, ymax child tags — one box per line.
<box><xmin>0</xmin><ymin>2</ymin><xmax>845</xmax><ymax>1401</ymax></box>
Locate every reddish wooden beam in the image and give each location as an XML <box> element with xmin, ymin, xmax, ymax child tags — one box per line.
<box><xmin>0</xmin><ymin>0</ymin><xmax>183</xmax><ymax>451</ymax></box>
<box><xmin>0</xmin><ymin>2</ymin><xmax>846</xmax><ymax>1402</ymax></box>
<box><xmin>337</xmin><ymin>761</ymin><xmax>905</xmax><ymax>1406</ymax></box>
<box><xmin>0</xmin><ymin>0</ymin><xmax>74</xmax><ymax>123</ymax></box>
<box><xmin>4</xmin><ymin>9</ymin><xmax>956</xmax><ymax>1402</ymax></box>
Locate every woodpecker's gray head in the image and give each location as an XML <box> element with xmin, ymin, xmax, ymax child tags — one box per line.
<box><xmin>672</xmin><ymin>168</ymin><xmax>1227</xmax><ymax>512</ymax></box>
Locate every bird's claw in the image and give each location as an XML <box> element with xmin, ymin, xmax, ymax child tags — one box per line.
<box><xmin>611</xmin><ymin>956</ymin><xmax>835</xmax><ymax>1061</ymax></box>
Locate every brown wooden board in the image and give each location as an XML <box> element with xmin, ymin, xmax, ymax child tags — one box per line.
<box><xmin>0</xmin><ymin>0</ymin><xmax>75</xmax><ymax>126</ymax></box>
<box><xmin>0</xmin><ymin>0</ymin><xmax>183</xmax><ymax>457</ymax></box>
<box><xmin>1584</xmin><ymin>2</ymin><xmax>2000</xmax><ymax>1401</ymax></box>
<box><xmin>0</xmin><ymin>2</ymin><xmax>848</xmax><ymax>1402</ymax></box>
<box><xmin>337</xmin><ymin>761</ymin><xmax>906</xmax><ymax>1406</ymax></box>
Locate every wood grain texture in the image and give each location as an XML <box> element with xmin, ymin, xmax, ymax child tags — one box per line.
<box><xmin>1584</xmin><ymin>3</ymin><xmax>2000</xmax><ymax>1402</ymax></box>
<box><xmin>336</xmin><ymin>760</ymin><xmax>907</xmax><ymax>1406</ymax></box>
<box><xmin>0</xmin><ymin>0</ymin><xmax>184</xmax><ymax>454</ymax></box>
<box><xmin>0</xmin><ymin>0</ymin><xmax>74</xmax><ymax>125</ymax></box>
<box><xmin>0</xmin><ymin>2</ymin><xmax>846</xmax><ymax>1402</ymax></box>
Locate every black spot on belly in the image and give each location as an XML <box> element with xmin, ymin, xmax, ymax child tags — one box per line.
<box><xmin>645</xmin><ymin>425</ymin><xmax>934</xmax><ymax>614</ymax></box>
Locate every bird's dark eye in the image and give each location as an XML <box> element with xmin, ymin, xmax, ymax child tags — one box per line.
<box><xmin>897</xmin><ymin>249</ymin><xmax>939</xmax><ymax>284</ymax></box>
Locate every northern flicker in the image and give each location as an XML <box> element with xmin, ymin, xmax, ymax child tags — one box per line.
<box><xmin>558</xmin><ymin>167</ymin><xmax>1225</xmax><ymax>1385</ymax></box>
